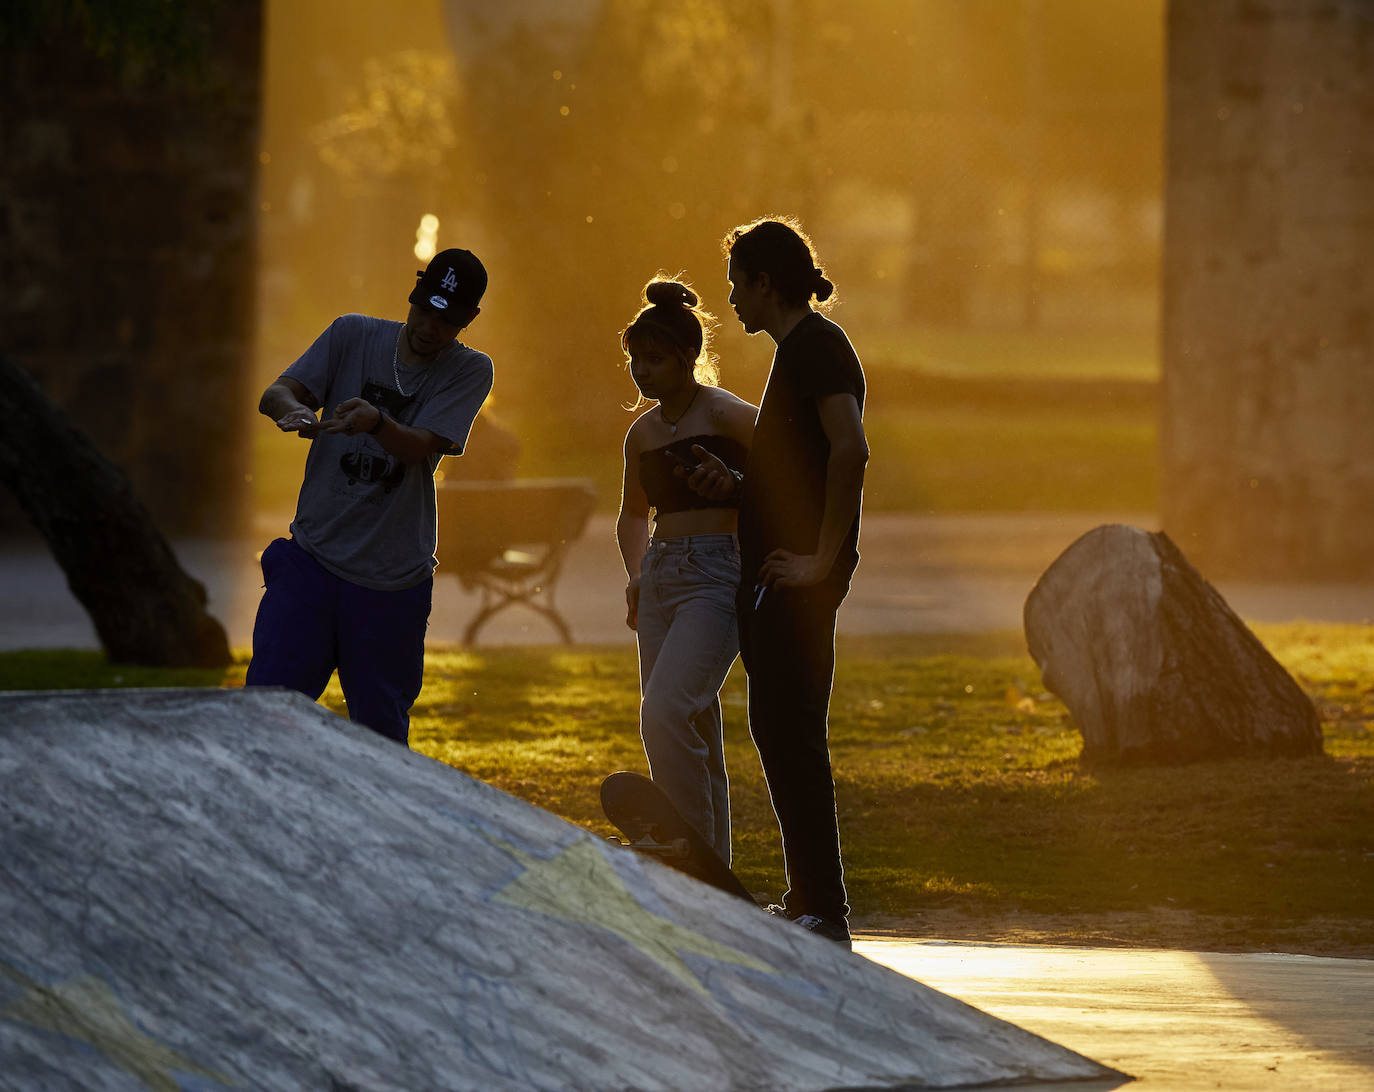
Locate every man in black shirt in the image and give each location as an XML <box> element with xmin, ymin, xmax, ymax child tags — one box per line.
<box><xmin>688</xmin><ymin>217</ymin><xmax>868</xmax><ymax>947</ymax></box>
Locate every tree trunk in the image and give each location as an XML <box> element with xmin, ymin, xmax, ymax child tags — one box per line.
<box><xmin>1161</xmin><ymin>1</ymin><xmax>1374</xmax><ymax>579</ymax></box>
<box><xmin>0</xmin><ymin>355</ymin><xmax>231</xmax><ymax>668</ymax></box>
<box><xmin>1024</xmin><ymin>523</ymin><xmax>1322</xmax><ymax>765</ymax></box>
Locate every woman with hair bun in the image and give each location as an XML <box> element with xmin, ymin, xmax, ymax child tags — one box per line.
<box><xmin>615</xmin><ymin>274</ymin><xmax>757</xmax><ymax>865</ymax></box>
<box><xmin>686</xmin><ymin>216</ymin><xmax>869</xmax><ymax>948</ymax></box>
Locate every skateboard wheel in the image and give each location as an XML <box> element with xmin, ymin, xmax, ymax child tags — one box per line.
<box><xmin>670</xmin><ymin>837</ymin><xmax>691</xmax><ymax>859</ymax></box>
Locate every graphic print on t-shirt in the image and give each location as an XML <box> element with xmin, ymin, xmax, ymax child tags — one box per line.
<box><xmin>335</xmin><ymin>381</ymin><xmax>417</xmax><ymax>497</ymax></box>
<box><xmin>363</xmin><ymin>380</ymin><xmax>415</xmax><ymax>420</ymax></box>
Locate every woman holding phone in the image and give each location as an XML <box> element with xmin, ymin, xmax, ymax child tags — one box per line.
<box><xmin>615</xmin><ymin>275</ymin><xmax>757</xmax><ymax>865</ymax></box>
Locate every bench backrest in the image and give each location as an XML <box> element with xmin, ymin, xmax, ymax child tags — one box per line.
<box><xmin>435</xmin><ymin>478</ymin><xmax>598</xmax><ymax>574</ymax></box>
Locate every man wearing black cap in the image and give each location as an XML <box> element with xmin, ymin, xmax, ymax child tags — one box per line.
<box><xmin>246</xmin><ymin>249</ymin><xmax>494</xmax><ymax>745</ymax></box>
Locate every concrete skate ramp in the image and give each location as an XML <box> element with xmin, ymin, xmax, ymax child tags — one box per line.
<box><xmin>0</xmin><ymin>688</ymin><xmax>1123</xmax><ymax>1091</ymax></box>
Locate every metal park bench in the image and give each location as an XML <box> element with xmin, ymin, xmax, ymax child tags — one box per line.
<box><xmin>434</xmin><ymin>477</ymin><xmax>598</xmax><ymax>645</ymax></box>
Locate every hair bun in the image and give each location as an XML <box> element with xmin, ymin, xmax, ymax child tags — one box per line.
<box><xmin>813</xmin><ymin>272</ymin><xmax>835</xmax><ymax>303</ymax></box>
<box><xmin>645</xmin><ymin>279</ymin><xmax>697</xmax><ymax>309</ymax></box>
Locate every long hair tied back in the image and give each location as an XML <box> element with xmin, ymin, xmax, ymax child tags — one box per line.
<box><xmin>724</xmin><ymin>216</ymin><xmax>835</xmax><ymax>308</ymax></box>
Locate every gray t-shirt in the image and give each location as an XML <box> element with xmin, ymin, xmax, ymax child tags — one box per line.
<box><xmin>284</xmin><ymin>314</ymin><xmax>494</xmax><ymax>590</ymax></box>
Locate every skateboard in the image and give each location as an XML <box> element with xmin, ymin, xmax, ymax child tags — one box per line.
<box><xmin>600</xmin><ymin>771</ymin><xmax>755</xmax><ymax>903</ymax></box>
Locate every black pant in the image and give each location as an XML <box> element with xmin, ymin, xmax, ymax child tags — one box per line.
<box><xmin>736</xmin><ymin>578</ymin><xmax>850</xmax><ymax>923</ymax></box>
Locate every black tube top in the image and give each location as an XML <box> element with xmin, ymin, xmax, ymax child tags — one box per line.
<box><xmin>639</xmin><ymin>434</ymin><xmax>748</xmax><ymax>514</ymax></box>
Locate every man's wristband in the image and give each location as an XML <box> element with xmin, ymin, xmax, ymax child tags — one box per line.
<box><xmin>367</xmin><ymin>408</ymin><xmax>387</xmax><ymax>435</ymax></box>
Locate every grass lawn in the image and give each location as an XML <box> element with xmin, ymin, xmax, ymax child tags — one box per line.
<box><xmin>4</xmin><ymin>623</ymin><xmax>1369</xmax><ymax>957</ymax></box>
<box><xmin>861</xmin><ymin>395</ymin><xmax>1156</xmax><ymax>512</ymax></box>
<box><xmin>863</xmin><ymin>323</ymin><xmax>1159</xmax><ymax>382</ymax></box>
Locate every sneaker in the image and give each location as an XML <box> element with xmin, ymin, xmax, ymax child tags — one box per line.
<box><xmin>764</xmin><ymin>904</ymin><xmax>852</xmax><ymax>949</ymax></box>
<box><xmin>792</xmin><ymin>913</ymin><xmax>852</xmax><ymax>949</ymax></box>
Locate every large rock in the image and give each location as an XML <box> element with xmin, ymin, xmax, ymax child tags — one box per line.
<box><xmin>1024</xmin><ymin>524</ymin><xmax>1322</xmax><ymax>765</ymax></box>
<box><xmin>0</xmin><ymin>688</ymin><xmax>1120</xmax><ymax>1090</ymax></box>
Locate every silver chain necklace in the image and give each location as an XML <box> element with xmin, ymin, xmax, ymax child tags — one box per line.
<box><xmin>392</xmin><ymin>324</ymin><xmax>410</xmax><ymax>396</ymax></box>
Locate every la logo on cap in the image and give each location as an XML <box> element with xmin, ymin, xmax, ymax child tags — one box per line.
<box><xmin>440</xmin><ymin>268</ymin><xmax>459</xmax><ymax>291</ymax></box>
<box><xmin>429</xmin><ymin>295</ymin><xmax>449</xmax><ymax>310</ymax></box>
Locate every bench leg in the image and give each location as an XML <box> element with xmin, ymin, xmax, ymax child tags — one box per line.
<box><xmin>462</xmin><ymin>597</ymin><xmax>573</xmax><ymax>646</ymax></box>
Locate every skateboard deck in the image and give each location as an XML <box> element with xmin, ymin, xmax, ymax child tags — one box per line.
<box><xmin>600</xmin><ymin>771</ymin><xmax>755</xmax><ymax>903</ymax></box>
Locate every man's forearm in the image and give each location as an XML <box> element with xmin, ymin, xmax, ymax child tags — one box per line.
<box><xmin>372</xmin><ymin>413</ymin><xmax>446</xmax><ymax>465</ymax></box>
<box><xmin>260</xmin><ymin>381</ymin><xmax>309</xmax><ymax>420</ymax></box>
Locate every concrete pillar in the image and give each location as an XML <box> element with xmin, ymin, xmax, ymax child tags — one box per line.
<box><xmin>1161</xmin><ymin>0</ymin><xmax>1374</xmax><ymax>578</ymax></box>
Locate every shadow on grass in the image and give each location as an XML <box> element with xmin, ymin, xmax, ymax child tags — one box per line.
<box><xmin>4</xmin><ymin>633</ymin><xmax>1368</xmax><ymax>957</ymax></box>
<box><xmin>0</xmin><ymin>649</ymin><xmax>240</xmax><ymax>691</ymax></box>
<box><xmin>838</xmin><ymin>753</ymin><xmax>1373</xmax><ymax>927</ymax></box>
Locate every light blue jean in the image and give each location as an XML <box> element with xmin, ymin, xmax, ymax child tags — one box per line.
<box><xmin>635</xmin><ymin>533</ymin><xmax>741</xmax><ymax>864</ymax></box>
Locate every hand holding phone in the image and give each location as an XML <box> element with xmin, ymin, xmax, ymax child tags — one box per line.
<box><xmin>682</xmin><ymin>445</ymin><xmax>737</xmax><ymax>501</ymax></box>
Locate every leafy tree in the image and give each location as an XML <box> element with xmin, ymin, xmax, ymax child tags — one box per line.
<box><xmin>1</xmin><ymin>0</ymin><xmax>227</xmax><ymax>85</ymax></box>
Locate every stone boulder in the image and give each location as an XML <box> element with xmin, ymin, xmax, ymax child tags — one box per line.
<box><xmin>1024</xmin><ymin>524</ymin><xmax>1322</xmax><ymax>765</ymax></box>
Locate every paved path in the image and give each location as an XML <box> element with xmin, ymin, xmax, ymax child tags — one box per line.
<box><xmin>858</xmin><ymin>938</ymin><xmax>1374</xmax><ymax>1090</ymax></box>
<box><xmin>2</xmin><ymin>512</ymin><xmax>1371</xmax><ymax>651</ymax></box>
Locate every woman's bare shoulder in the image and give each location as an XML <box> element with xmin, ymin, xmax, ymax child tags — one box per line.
<box><xmin>624</xmin><ymin>405</ymin><xmax>662</xmax><ymax>453</ymax></box>
<box><xmin>706</xmin><ymin>386</ymin><xmax>758</xmax><ymax>413</ymax></box>
<box><xmin>703</xmin><ymin>386</ymin><xmax>758</xmax><ymax>439</ymax></box>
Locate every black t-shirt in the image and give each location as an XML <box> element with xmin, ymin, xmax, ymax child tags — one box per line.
<box><xmin>738</xmin><ymin>312</ymin><xmax>866</xmax><ymax>585</ymax></box>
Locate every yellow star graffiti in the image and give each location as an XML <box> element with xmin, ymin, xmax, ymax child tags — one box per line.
<box><xmin>488</xmin><ymin>835</ymin><xmax>774</xmax><ymax>994</ymax></box>
<box><xmin>0</xmin><ymin>959</ymin><xmax>234</xmax><ymax>1091</ymax></box>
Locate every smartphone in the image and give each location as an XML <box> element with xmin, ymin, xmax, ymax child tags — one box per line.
<box><xmin>668</xmin><ymin>449</ymin><xmax>700</xmax><ymax>471</ymax></box>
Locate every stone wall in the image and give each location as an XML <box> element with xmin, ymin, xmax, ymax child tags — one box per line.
<box><xmin>1</xmin><ymin>7</ymin><xmax>262</xmax><ymax>536</ymax></box>
<box><xmin>1161</xmin><ymin>0</ymin><xmax>1374</xmax><ymax>578</ymax></box>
